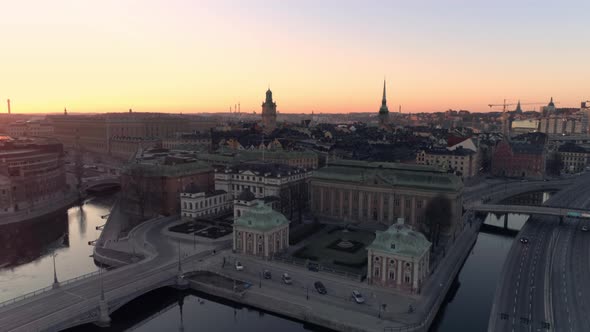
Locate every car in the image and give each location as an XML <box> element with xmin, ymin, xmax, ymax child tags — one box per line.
<box><xmin>235</xmin><ymin>261</ymin><xmax>244</xmax><ymax>271</ymax></box>
<box><xmin>351</xmin><ymin>290</ymin><xmax>365</xmax><ymax>304</ymax></box>
<box><xmin>263</xmin><ymin>270</ymin><xmax>272</xmax><ymax>279</ymax></box>
<box><xmin>581</xmin><ymin>226</ymin><xmax>589</xmax><ymax>232</ymax></box>
<box><xmin>519</xmin><ymin>237</ymin><xmax>529</xmax><ymax>244</ymax></box>
<box><xmin>308</xmin><ymin>262</ymin><xmax>320</xmax><ymax>272</ymax></box>
<box><xmin>282</xmin><ymin>273</ymin><xmax>293</xmax><ymax>284</ymax></box>
<box><xmin>314</xmin><ymin>281</ymin><xmax>327</xmax><ymax>295</ymax></box>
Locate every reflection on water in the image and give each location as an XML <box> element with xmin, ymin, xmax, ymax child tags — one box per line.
<box><xmin>66</xmin><ymin>288</ymin><xmax>333</xmax><ymax>332</ymax></box>
<box><xmin>0</xmin><ymin>195</ymin><xmax>116</xmax><ymax>302</ymax></box>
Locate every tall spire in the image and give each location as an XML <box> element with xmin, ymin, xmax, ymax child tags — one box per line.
<box><xmin>515</xmin><ymin>100</ymin><xmax>522</xmax><ymax>114</ymax></box>
<box><xmin>382</xmin><ymin>80</ymin><xmax>387</xmax><ymax>106</ymax></box>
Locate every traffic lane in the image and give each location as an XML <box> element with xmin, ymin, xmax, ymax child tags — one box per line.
<box><xmin>224</xmin><ymin>257</ymin><xmax>414</xmax><ymax>314</ymax></box>
<box><xmin>567</xmin><ymin>223</ymin><xmax>590</xmax><ymax>332</ymax></box>
<box><xmin>551</xmin><ymin>224</ymin><xmax>576</xmax><ymax>332</ymax></box>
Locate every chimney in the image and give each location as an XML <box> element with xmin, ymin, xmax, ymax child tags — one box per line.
<box><xmin>7</xmin><ymin>99</ymin><xmax>10</xmax><ymax>114</ymax></box>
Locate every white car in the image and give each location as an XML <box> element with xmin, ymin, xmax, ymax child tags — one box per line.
<box><xmin>282</xmin><ymin>273</ymin><xmax>293</xmax><ymax>285</ymax></box>
<box><xmin>352</xmin><ymin>290</ymin><xmax>365</xmax><ymax>304</ymax></box>
<box><xmin>582</xmin><ymin>226</ymin><xmax>589</xmax><ymax>232</ymax></box>
<box><xmin>235</xmin><ymin>261</ymin><xmax>244</xmax><ymax>271</ymax></box>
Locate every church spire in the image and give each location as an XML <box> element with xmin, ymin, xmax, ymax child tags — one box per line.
<box><xmin>515</xmin><ymin>100</ymin><xmax>522</xmax><ymax>114</ymax></box>
<box><xmin>382</xmin><ymin>80</ymin><xmax>387</xmax><ymax>106</ymax></box>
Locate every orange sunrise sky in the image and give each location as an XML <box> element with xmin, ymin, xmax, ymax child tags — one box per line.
<box><xmin>1</xmin><ymin>0</ymin><xmax>589</xmax><ymax>114</ymax></box>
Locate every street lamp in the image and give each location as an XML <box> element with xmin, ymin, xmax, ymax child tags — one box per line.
<box><xmin>52</xmin><ymin>253</ymin><xmax>59</xmax><ymax>289</ymax></box>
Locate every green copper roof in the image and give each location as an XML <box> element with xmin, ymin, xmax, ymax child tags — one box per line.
<box><xmin>312</xmin><ymin>160</ymin><xmax>462</xmax><ymax>192</ymax></box>
<box><xmin>123</xmin><ymin>161</ymin><xmax>211</xmax><ymax>177</ymax></box>
<box><xmin>234</xmin><ymin>201</ymin><xmax>290</xmax><ymax>231</ymax></box>
<box><xmin>367</xmin><ymin>224</ymin><xmax>431</xmax><ymax>257</ymax></box>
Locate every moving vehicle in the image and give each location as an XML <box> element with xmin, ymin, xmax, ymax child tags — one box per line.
<box><xmin>519</xmin><ymin>237</ymin><xmax>529</xmax><ymax>244</ymax></box>
<box><xmin>582</xmin><ymin>226</ymin><xmax>589</xmax><ymax>232</ymax></box>
<box><xmin>263</xmin><ymin>270</ymin><xmax>272</xmax><ymax>279</ymax></box>
<box><xmin>314</xmin><ymin>281</ymin><xmax>327</xmax><ymax>295</ymax></box>
<box><xmin>351</xmin><ymin>290</ymin><xmax>365</xmax><ymax>304</ymax></box>
<box><xmin>308</xmin><ymin>262</ymin><xmax>320</xmax><ymax>272</ymax></box>
<box><xmin>235</xmin><ymin>261</ymin><xmax>244</xmax><ymax>271</ymax></box>
<box><xmin>282</xmin><ymin>273</ymin><xmax>293</xmax><ymax>284</ymax></box>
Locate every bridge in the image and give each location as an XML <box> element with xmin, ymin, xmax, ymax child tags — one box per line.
<box><xmin>80</xmin><ymin>175</ymin><xmax>121</xmax><ymax>192</ymax></box>
<box><xmin>469</xmin><ymin>203</ymin><xmax>589</xmax><ymax>218</ymax></box>
<box><xmin>464</xmin><ymin>178</ymin><xmax>575</xmax><ymax>205</ymax></box>
<box><xmin>0</xmin><ymin>217</ymin><xmax>220</xmax><ymax>332</ymax></box>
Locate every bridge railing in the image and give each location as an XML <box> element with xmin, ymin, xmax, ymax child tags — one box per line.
<box><xmin>0</xmin><ymin>269</ymin><xmax>107</xmax><ymax>309</ymax></box>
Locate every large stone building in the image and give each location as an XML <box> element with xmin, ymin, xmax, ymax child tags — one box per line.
<box><xmin>416</xmin><ymin>147</ymin><xmax>478</xmax><ymax>180</ymax></box>
<box><xmin>180</xmin><ymin>189</ymin><xmax>232</xmax><ymax>219</ymax></box>
<box><xmin>491</xmin><ymin>140</ymin><xmax>546</xmax><ymax>179</ymax></box>
<box><xmin>7</xmin><ymin>120</ymin><xmax>54</xmax><ymax>138</ymax></box>
<box><xmin>366</xmin><ymin>221</ymin><xmax>431</xmax><ymax>292</ymax></box>
<box><xmin>0</xmin><ymin>137</ymin><xmax>67</xmax><ymax>213</ymax></box>
<box><xmin>121</xmin><ymin>157</ymin><xmax>214</xmax><ymax>217</ymax></box>
<box><xmin>199</xmin><ymin>148</ymin><xmax>318</xmax><ymax>169</ymax></box>
<box><xmin>310</xmin><ymin>160</ymin><xmax>463</xmax><ymax>234</ymax></box>
<box><xmin>49</xmin><ymin>112</ymin><xmax>216</xmax><ymax>156</ymax></box>
<box><xmin>557</xmin><ymin>143</ymin><xmax>589</xmax><ymax>174</ymax></box>
<box><xmin>233</xmin><ymin>201</ymin><xmax>290</xmax><ymax>258</ymax></box>
<box><xmin>261</xmin><ymin>89</ymin><xmax>277</xmax><ymax>131</ymax></box>
<box><xmin>214</xmin><ymin>162</ymin><xmax>311</xmax><ymax>220</ymax></box>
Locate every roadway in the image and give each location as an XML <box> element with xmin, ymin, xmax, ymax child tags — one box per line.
<box><xmin>489</xmin><ymin>172</ymin><xmax>590</xmax><ymax>332</ymax></box>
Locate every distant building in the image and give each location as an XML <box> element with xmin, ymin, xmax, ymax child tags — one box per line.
<box><xmin>557</xmin><ymin>143</ymin><xmax>589</xmax><ymax>174</ymax></box>
<box><xmin>180</xmin><ymin>189</ymin><xmax>231</xmax><ymax>219</ymax></box>
<box><xmin>491</xmin><ymin>140</ymin><xmax>545</xmax><ymax>179</ymax></box>
<box><xmin>511</xmin><ymin>119</ymin><xmax>539</xmax><ymax>135</ymax></box>
<box><xmin>261</xmin><ymin>89</ymin><xmax>277</xmax><ymax>132</ymax></box>
<box><xmin>416</xmin><ymin>147</ymin><xmax>478</xmax><ymax>180</ymax></box>
<box><xmin>366</xmin><ymin>221</ymin><xmax>431</xmax><ymax>292</ymax></box>
<box><xmin>310</xmin><ymin>160</ymin><xmax>464</xmax><ymax>235</ymax></box>
<box><xmin>7</xmin><ymin>120</ymin><xmax>54</xmax><ymax>138</ymax></box>
<box><xmin>162</xmin><ymin>133</ymin><xmax>212</xmax><ymax>151</ymax></box>
<box><xmin>109</xmin><ymin>136</ymin><xmax>161</xmax><ymax>161</ymax></box>
<box><xmin>378</xmin><ymin>80</ymin><xmax>390</xmax><ymax>128</ymax></box>
<box><xmin>0</xmin><ymin>137</ymin><xmax>67</xmax><ymax>213</ymax></box>
<box><xmin>198</xmin><ymin>148</ymin><xmax>318</xmax><ymax>169</ymax></box>
<box><xmin>232</xmin><ymin>201</ymin><xmax>290</xmax><ymax>258</ymax></box>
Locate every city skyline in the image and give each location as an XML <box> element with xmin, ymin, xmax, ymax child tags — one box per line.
<box><xmin>2</xmin><ymin>0</ymin><xmax>590</xmax><ymax>114</ymax></box>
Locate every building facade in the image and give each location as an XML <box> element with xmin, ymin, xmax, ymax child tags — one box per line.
<box><xmin>557</xmin><ymin>143</ymin><xmax>589</xmax><ymax>174</ymax></box>
<box><xmin>491</xmin><ymin>140</ymin><xmax>545</xmax><ymax>179</ymax></box>
<box><xmin>366</xmin><ymin>222</ymin><xmax>431</xmax><ymax>292</ymax></box>
<box><xmin>180</xmin><ymin>190</ymin><xmax>232</xmax><ymax>219</ymax></box>
<box><xmin>310</xmin><ymin>160</ymin><xmax>463</xmax><ymax>235</ymax></box>
<box><xmin>7</xmin><ymin>121</ymin><xmax>54</xmax><ymax>138</ymax></box>
<box><xmin>416</xmin><ymin>147</ymin><xmax>478</xmax><ymax>180</ymax></box>
<box><xmin>0</xmin><ymin>137</ymin><xmax>67</xmax><ymax>213</ymax></box>
<box><xmin>233</xmin><ymin>201</ymin><xmax>290</xmax><ymax>258</ymax></box>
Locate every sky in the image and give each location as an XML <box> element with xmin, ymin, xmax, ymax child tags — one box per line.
<box><xmin>1</xmin><ymin>0</ymin><xmax>589</xmax><ymax>114</ymax></box>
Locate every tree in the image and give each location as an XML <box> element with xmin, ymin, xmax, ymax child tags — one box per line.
<box><xmin>124</xmin><ymin>165</ymin><xmax>151</xmax><ymax>220</ymax></box>
<box><xmin>420</xmin><ymin>195</ymin><xmax>453</xmax><ymax>247</ymax></box>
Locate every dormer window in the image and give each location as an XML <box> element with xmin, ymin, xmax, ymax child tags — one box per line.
<box><xmin>390</xmin><ymin>243</ymin><xmax>396</xmax><ymax>249</ymax></box>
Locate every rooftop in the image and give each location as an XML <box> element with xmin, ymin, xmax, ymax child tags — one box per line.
<box><xmin>366</xmin><ymin>223</ymin><xmax>431</xmax><ymax>257</ymax></box>
<box><xmin>234</xmin><ymin>201</ymin><xmax>289</xmax><ymax>231</ymax></box>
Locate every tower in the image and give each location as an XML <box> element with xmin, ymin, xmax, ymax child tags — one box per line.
<box><xmin>7</xmin><ymin>99</ymin><xmax>10</xmax><ymax>114</ymax></box>
<box><xmin>261</xmin><ymin>88</ymin><xmax>277</xmax><ymax>131</ymax></box>
<box><xmin>378</xmin><ymin>80</ymin><xmax>390</xmax><ymax>127</ymax></box>
<box><xmin>514</xmin><ymin>100</ymin><xmax>522</xmax><ymax>114</ymax></box>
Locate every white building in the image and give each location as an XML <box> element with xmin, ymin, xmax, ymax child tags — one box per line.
<box><xmin>180</xmin><ymin>189</ymin><xmax>232</xmax><ymax>219</ymax></box>
<box><xmin>233</xmin><ymin>200</ymin><xmax>290</xmax><ymax>258</ymax></box>
<box><xmin>366</xmin><ymin>221</ymin><xmax>431</xmax><ymax>293</ymax></box>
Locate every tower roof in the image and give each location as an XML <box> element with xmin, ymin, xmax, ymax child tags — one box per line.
<box><xmin>379</xmin><ymin>80</ymin><xmax>389</xmax><ymax>115</ymax></box>
<box><xmin>548</xmin><ymin>97</ymin><xmax>555</xmax><ymax>107</ymax></box>
<box><xmin>515</xmin><ymin>100</ymin><xmax>522</xmax><ymax>113</ymax></box>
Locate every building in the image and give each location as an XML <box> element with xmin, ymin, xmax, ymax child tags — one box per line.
<box><xmin>121</xmin><ymin>156</ymin><xmax>214</xmax><ymax>217</ymax></box>
<box><xmin>108</xmin><ymin>136</ymin><xmax>161</xmax><ymax>161</ymax></box>
<box><xmin>202</xmin><ymin>148</ymin><xmax>319</xmax><ymax>169</ymax></box>
<box><xmin>261</xmin><ymin>89</ymin><xmax>277</xmax><ymax>132</ymax></box>
<box><xmin>557</xmin><ymin>143</ymin><xmax>589</xmax><ymax>174</ymax></box>
<box><xmin>491</xmin><ymin>140</ymin><xmax>545</xmax><ymax>179</ymax></box>
<box><xmin>232</xmin><ymin>200</ymin><xmax>290</xmax><ymax>258</ymax></box>
<box><xmin>416</xmin><ymin>147</ymin><xmax>478</xmax><ymax>180</ymax></box>
<box><xmin>214</xmin><ymin>162</ymin><xmax>311</xmax><ymax>220</ymax></box>
<box><xmin>0</xmin><ymin>137</ymin><xmax>67</xmax><ymax>213</ymax></box>
<box><xmin>366</xmin><ymin>221</ymin><xmax>431</xmax><ymax>292</ymax></box>
<box><xmin>511</xmin><ymin>119</ymin><xmax>539</xmax><ymax>135</ymax></box>
<box><xmin>162</xmin><ymin>133</ymin><xmax>212</xmax><ymax>151</ymax></box>
<box><xmin>180</xmin><ymin>189</ymin><xmax>231</xmax><ymax>219</ymax></box>
<box><xmin>310</xmin><ymin>160</ymin><xmax>463</xmax><ymax>235</ymax></box>
<box><xmin>378</xmin><ymin>80</ymin><xmax>390</xmax><ymax>128</ymax></box>
<box><xmin>7</xmin><ymin>120</ymin><xmax>54</xmax><ymax>138</ymax></box>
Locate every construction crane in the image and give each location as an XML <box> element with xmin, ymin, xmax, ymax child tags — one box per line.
<box><xmin>487</xmin><ymin>99</ymin><xmax>553</xmax><ymax>112</ymax></box>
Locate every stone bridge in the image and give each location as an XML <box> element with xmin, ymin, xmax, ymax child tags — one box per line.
<box><xmin>81</xmin><ymin>175</ymin><xmax>121</xmax><ymax>191</ymax></box>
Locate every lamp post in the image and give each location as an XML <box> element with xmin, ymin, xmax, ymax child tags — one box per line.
<box><xmin>52</xmin><ymin>253</ymin><xmax>59</xmax><ymax>289</ymax></box>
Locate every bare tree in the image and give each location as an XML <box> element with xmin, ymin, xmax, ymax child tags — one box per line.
<box><xmin>420</xmin><ymin>195</ymin><xmax>452</xmax><ymax>248</ymax></box>
<box><xmin>125</xmin><ymin>165</ymin><xmax>150</xmax><ymax>220</ymax></box>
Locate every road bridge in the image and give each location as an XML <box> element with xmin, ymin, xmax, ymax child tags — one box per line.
<box><xmin>80</xmin><ymin>175</ymin><xmax>121</xmax><ymax>192</ymax></box>
<box><xmin>469</xmin><ymin>203</ymin><xmax>589</xmax><ymax>218</ymax></box>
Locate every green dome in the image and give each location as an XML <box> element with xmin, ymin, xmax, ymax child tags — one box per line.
<box><xmin>234</xmin><ymin>201</ymin><xmax>289</xmax><ymax>231</ymax></box>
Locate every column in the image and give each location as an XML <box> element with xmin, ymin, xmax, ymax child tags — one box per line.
<box><xmin>339</xmin><ymin>190</ymin><xmax>344</xmax><ymax>218</ymax></box>
<box><xmin>381</xmin><ymin>256</ymin><xmax>387</xmax><ymax>283</ymax></box>
<box><xmin>330</xmin><ymin>189</ymin><xmax>336</xmax><ymax>216</ymax></box>
<box><xmin>388</xmin><ymin>194</ymin><xmax>394</xmax><ymax>224</ymax></box>
<box><xmin>412</xmin><ymin>260</ymin><xmax>419</xmax><ymax>290</ymax></box>
<box><xmin>379</xmin><ymin>193</ymin><xmax>384</xmax><ymax>223</ymax></box>
<box><xmin>367</xmin><ymin>251</ymin><xmax>373</xmax><ymax>284</ymax></box>
<box><xmin>400</xmin><ymin>195</ymin><xmax>405</xmax><ymax>219</ymax></box>
<box><xmin>348</xmin><ymin>190</ymin><xmax>353</xmax><ymax>218</ymax></box>
<box><xmin>319</xmin><ymin>187</ymin><xmax>324</xmax><ymax>212</ymax></box>
<box><xmin>410</xmin><ymin>197</ymin><xmax>416</xmax><ymax>226</ymax></box>
<box><xmin>397</xmin><ymin>258</ymin><xmax>402</xmax><ymax>286</ymax></box>
<box><xmin>358</xmin><ymin>191</ymin><xmax>363</xmax><ymax>220</ymax></box>
<box><xmin>367</xmin><ymin>193</ymin><xmax>372</xmax><ymax>221</ymax></box>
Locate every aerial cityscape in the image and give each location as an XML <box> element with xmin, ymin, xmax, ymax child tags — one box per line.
<box><xmin>1</xmin><ymin>1</ymin><xmax>590</xmax><ymax>332</ymax></box>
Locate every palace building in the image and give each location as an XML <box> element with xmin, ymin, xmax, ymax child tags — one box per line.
<box><xmin>310</xmin><ymin>160</ymin><xmax>463</xmax><ymax>235</ymax></box>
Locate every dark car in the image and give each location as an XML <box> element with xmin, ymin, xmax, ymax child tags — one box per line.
<box><xmin>519</xmin><ymin>237</ymin><xmax>529</xmax><ymax>244</ymax></box>
<box><xmin>308</xmin><ymin>262</ymin><xmax>320</xmax><ymax>272</ymax></box>
<box><xmin>263</xmin><ymin>270</ymin><xmax>272</xmax><ymax>279</ymax></box>
<box><xmin>314</xmin><ymin>281</ymin><xmax>327</xmax><ymax>295</ymax></box>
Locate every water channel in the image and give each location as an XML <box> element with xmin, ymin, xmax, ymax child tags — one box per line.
<box><xmin>0</xmin><ymin>192</ymin><xmax>547</xmax><ymax>331</ymax></box>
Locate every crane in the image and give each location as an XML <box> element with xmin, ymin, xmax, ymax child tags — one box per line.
<box><xmin>488</xmin><ymin>99</ymin><xmax>554</xmax><ymax>112</ymax></box>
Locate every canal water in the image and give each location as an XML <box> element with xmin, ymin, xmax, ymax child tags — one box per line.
<box><xmin>0</xmin><ymin>192</ymin><xmax>538</xmax><ymax>332</ymax></box>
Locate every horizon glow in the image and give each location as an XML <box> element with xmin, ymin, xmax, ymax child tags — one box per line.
<box><xmin>1</xmin><ymin>0</ymin><xmax>589</xmax><ymax>114</ymax></box>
